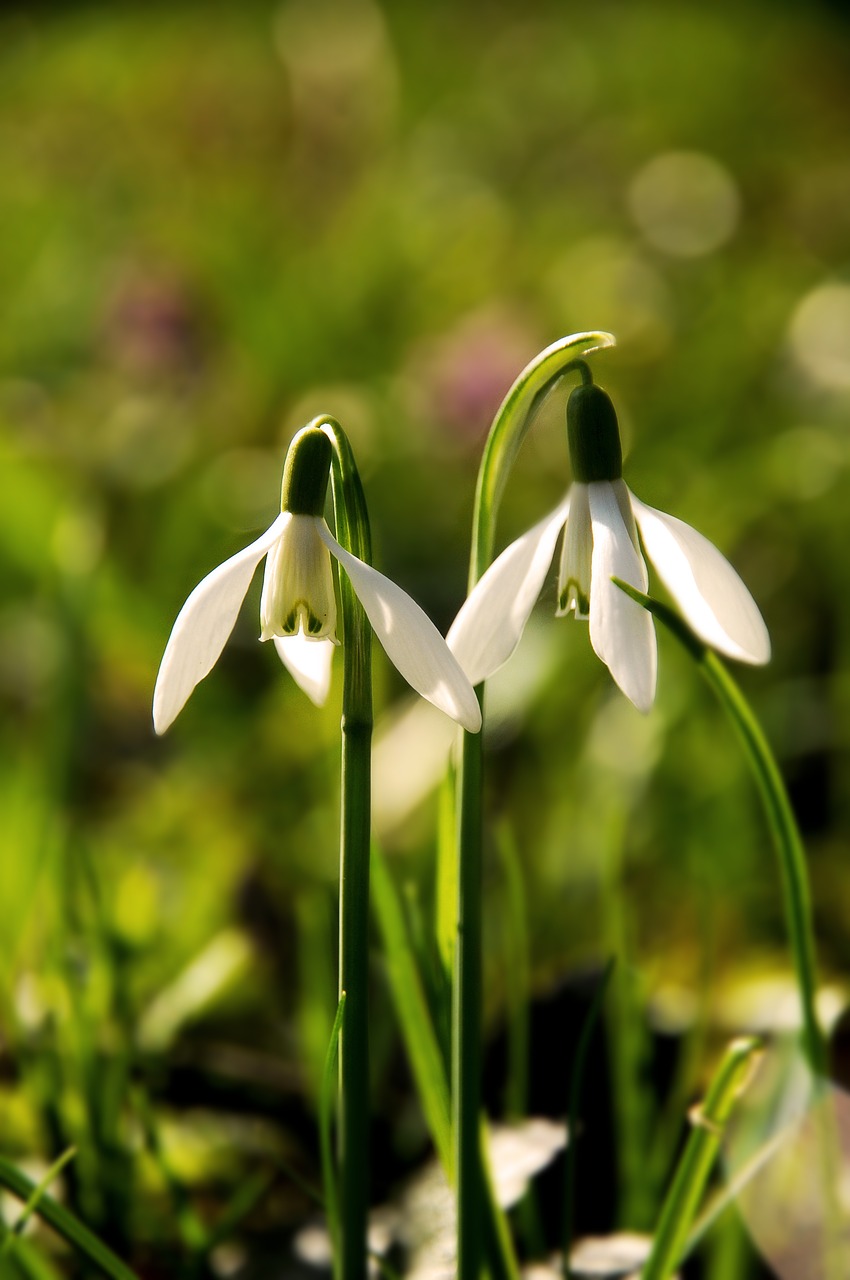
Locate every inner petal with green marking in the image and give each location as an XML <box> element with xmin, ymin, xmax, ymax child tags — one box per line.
<box><xmin>260</xmin><ymin>514</ymin><xmax>338</xmax><ymax>642</ymax></box>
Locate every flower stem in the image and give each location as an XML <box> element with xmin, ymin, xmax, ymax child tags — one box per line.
<box><xmin>316</xmin><ymin>417</ymin><xmax>374</xmax><ymax>1280</ymax></box>
<box><xmin>701</xmin><ymin>652</ymin><xmax>827</xmax><ymax>1077</ymax></box>
<box><xmin>615</xmin><ymin>580</ymin><xmax>829</xmax><ymax>1081</ymax></box>
<box><xmin>455</xmin><ymin>333</ymin><xmax>615</xmax><ymax>1278</ymax></box>
<box><xmin>454</xmin><ymin>709</ymin><xmax>485</xmax><ymax>1278</ymax></box>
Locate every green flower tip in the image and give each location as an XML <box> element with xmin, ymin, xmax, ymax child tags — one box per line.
<box><xmin>567</xmin><ymin>382</ymin><xmax>623</xmax><ymax>483</ymax></box>
<box><xmin>281</xmin><ymin>426</ymin><xmax>333</xmax><ymax>516</ymax></box>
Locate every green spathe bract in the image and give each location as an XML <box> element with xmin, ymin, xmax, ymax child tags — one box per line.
<box><xmin>281</xmin><ymin>425</ymin><xmax>333</xmax><ymax>516</ymax></box>
<box><xmin>567</xmin><ymin>383</ymin><xmax>623</xmax><ymax>483</ymax></box>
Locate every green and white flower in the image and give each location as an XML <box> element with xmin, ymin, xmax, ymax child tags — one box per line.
<box><xmin>448</xmin><ymin>382</ymin><xmax>770</xmax><ymax>712</ymax></box>
<box><xmin>154</xmin><ymin>428</ymin><xmax>481</xmax><ymax>735</ymax></box>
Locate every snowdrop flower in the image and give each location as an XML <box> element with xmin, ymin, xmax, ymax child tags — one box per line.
<box><xmin>448</xmin><ymin>380</ymin><xmax>770</xmax><ymax>712</ymax></box>
<box><xmin>154</xmin><ymin>425</ymin><xmax>481</xmax><ymax>734</ymax></box>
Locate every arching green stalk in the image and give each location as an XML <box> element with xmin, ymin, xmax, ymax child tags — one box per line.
<box><xmin>312</xmin><ymin>415</ymin><xmax>374</xmax><ymax>1280</ymax></box>
<box><xmin>615</xmin><ymin>580</ymin><xmax>828</xmax><ymax>1081</ymax></box>
<box><xmin>467</xmin><ymin>333</ymin><xmax>614</xmax><ymax>585</ymax></box>
<box><xmin>453</xmin><ymin>333</ymin><xmax>615</xmax><ymax>1279</ymax></box>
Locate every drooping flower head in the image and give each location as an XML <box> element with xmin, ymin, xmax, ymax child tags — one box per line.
<box><xmin>448</xmin><ymin>373</ymin><xmax>770</xmax><ymax>711</ymax></box>
<box><xmin>154</xmin><ymin>423</ymin><xmax>481</xmax><ymax>734</ymax></box>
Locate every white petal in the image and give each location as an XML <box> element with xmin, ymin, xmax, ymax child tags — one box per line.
<box><xmin>446</xmin><ymin>496</ymin><xmax>571</xmax><ymax>685</ymax></box>
<box><xmin>153</xmin><ymin>513</ymin><xmax>289</xmax><ymax>734</ymax></box>
<box><xmin>556</xmin><ymin>484</ymin><xmax>591</xmax><ymax>617</ymax></box>
<box><xmin>630</xmin><ymin>493</ymin><xmax>771</xmax><ymax>665</ymax></box>
<box><xmin>588</xmin><ymin>481</ymin><xmax>657</xmax><ymax>712</ymax></box>
<box><xmin>318</xmin><ymin>525</ymin><xmax>482</xmax><ymax>733</ymax></box>
<box><xmin>273</xmin><ymin>634</ymin><xmax>335</xmax><ymax>706</ymax></box>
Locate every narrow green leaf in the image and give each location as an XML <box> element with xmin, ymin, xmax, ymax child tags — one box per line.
<box><xmin>203</xmin><ymin>1169</ymin><xmax>277</xmax><ymax>1253</ymax></box>
<box><xmin>372</xmin><ymin>843</ymin><xmax>453</xmax><ymax>1174</ymax></box>
<box><xmin>2</xmin><ymin>1146</ymin><xmax>78</xmax><ymax>1254</ymax></box>
<box><xmin>641</xmin><ymin>1037</ymin><xmax>762</xmax><ymax>1280</ymax></box>
<box><xmin>496</xmin><ymin>824</ymin><xmax>530</xmax><ymax>1122</ymax></box>
<box><xmin>563</xmin><ymin>959</ymin><xmax>615</xmax><ymax>1279</ymax></box>
<box><xmin>479</xmin><ymin>1121</ymin><xmax>522</xmax><ymax>1280</ymax></box>
<box><xmin>320</xmin><ymin>992</ymin><xmax>347</xmax><ymax>1279</ymax></box>
<box><xmin>0</xmin><ymin>1227</ymin><xmax>64</xmax><ymax>1280</ymax></box>
<box><xmin>0</xmin><ymin>1156</ymin><xmax>140</xmax><ymax>1280</ymax></box>
<box><xmin>133</xmin><ymin>1086</ymin><xmax>207</xmax><ymax>1253</ymax></box>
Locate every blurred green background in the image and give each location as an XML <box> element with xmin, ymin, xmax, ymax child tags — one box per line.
<box><xmin>3</xmin><ymin>0</ymin><xmax>850</xmax><ymax>1274</ymax></box>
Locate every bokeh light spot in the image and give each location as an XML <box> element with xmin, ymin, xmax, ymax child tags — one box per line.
<box><xmin>628</xmin><ymin>150</ymin><xmax>740</xmax><ymax>258</ymax></box>
<box><xmin>767</xmin><ymin>427</ymin><xmax>846</xmax><ymax>501</ymax></box>
<box><xmin>549</xmin><ymin>236</ymin><xmax>673</xmax><ymax>362</ymax></box>
<box><xmin>788</xmin><ymin>282</ymin><xmax>850</xmax><ymax>391</ymax></box>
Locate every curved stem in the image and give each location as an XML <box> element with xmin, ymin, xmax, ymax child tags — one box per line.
<box><xmin>312</xmin><ymin>416</ymin><xmax>374</xmax><ymax>1280</ymax></box>
<box><xmin>702</xmin><ymin>653</ymin><xmax>826</xmax><ymax>1077</ymax></box>
<box><xmin>454</xmin><ymin>333</ymin><xmax>615</xmax><ymax>1279</ymax></box>
<box><xmin>615</xmin><ymin>580</ymin><xmax>828</xmax><ymax>1081</ymax></box>
<box><xmin>467</xmin><ymin>332</ymin><xmax>615</xmax><ymax>585</ymax></box>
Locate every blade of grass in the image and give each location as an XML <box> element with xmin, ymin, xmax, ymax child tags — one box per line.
<box><xmin>496</xmin><ymin>824</ymin><xmax>530</xmax><ymax>1124</ymax></box>
<box><xmin>203</xmin><ymin>1169</ymin><xmax>277</xmax><ymax>1254</ymax></box>
<box><xmin>372</xmin><ymin>842</ymin><xmax>521</xmax><ymax>1280</ymax></box>
<box><xmin>0</xmin><ymin>1156</ymin><xmax>140</xmax><ymax>1280</ymax></box>
<box><xmin>321</xmin><ymin>992</ymin><xmax>347</xmax><ymax>1279</ymax></box>
<box><xmin>372</xmin><ymin>843</ymin><xmax>453</xmax><ymax>1174</ymax></box>
<box><xmin>0</xmin><ymin>1226</ymin><xmax>64</xmax><ymax>1280</ymax></box>
<box><xmin>401</xmin><ymin>877</ymin><xmax>451</xmax><ymax>1076</ymax></box>
<box><xmin>1</xmin><ymin>1146</ymin><xmax>78</xmax><ymax>1254</ymax></box>
<box><xmin>132</xmin><ymin>1086</ymin><xmax>207</xmax><ymax>1253</ymax></box>
<box><xmin>496</xmin><ymin>824</ymin><xmax>545</xmax><ymax>1259</ymax></box>
<box><xmin>641</xmin><ymin>1037</ymin><xmax>762</xmax><ymax>1280</ymax></box>
<box><xmin>480</xmin><ymin>1121</ymin><xmax>522</xmax><ymax>1280</ymax></box>
<box><xmin>599</xmin><ymin>792</ymin><xmax>657</xmax><ymax>1228</ymax></box>
<box><xmin>563</xmin><ymin>958</ymin><xmax>615</xmax><ymax>1279</ymax></box>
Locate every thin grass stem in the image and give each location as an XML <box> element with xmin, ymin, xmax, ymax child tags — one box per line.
<box><xmin>0</xmin><ymin>1155</ymin><xmax>140</xmax><ymax>1280</ymax></box>
<box><xmin>562</xmin><ymin>959</ymin><xmax>615</xmax><ymax>1279</ymax></box>
<box><xmin>321</xmin><ymin>993</ymin><xmax>348</xmax><ymax>1277</ymax></box>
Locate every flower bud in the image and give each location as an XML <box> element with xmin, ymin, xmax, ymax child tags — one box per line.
<box><xmin>281</xmin><ymin>426</ymin><xmax>332</xmax><ymax>516</ymax></box>
<box><xmin>567</xmin><ymin>383</ymin><xmax>623</xmax><ymax>483</ymax></box>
